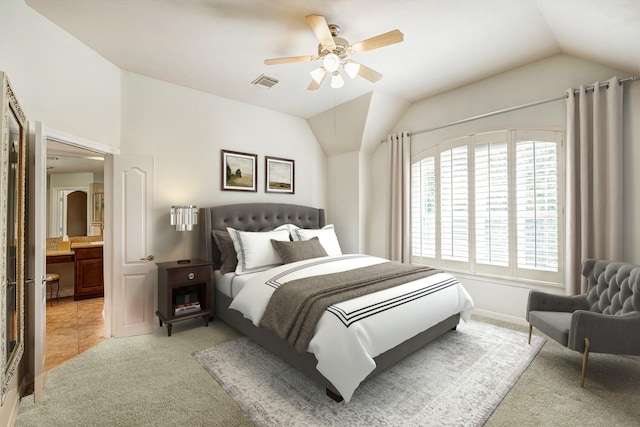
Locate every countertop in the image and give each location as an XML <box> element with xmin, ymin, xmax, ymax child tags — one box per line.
<box><xmin>46</xmin><ymin>250</ymin><xmax>75</xmax><ymax>256</ymax></box>
<box><xmin>46</xmin><ymin>237</ymin><xmax>103</xmax><ymax>257</ymax></box>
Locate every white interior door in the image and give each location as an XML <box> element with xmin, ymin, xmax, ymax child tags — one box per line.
<box><xmin>27</xmin><ymin>121</ymin><xmax>46</xmax><ymax>401</ymax></box>
<box><xmin>112</xmin><ymin>154</ymin><xmax>155</xmax><ymax>337</ymax></box>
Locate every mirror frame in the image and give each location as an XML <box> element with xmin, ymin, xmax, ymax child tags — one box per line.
<box><xmin>0</xmin><ymin>72</ymin><xmax>25</xmax><ymax>405</ymax></box>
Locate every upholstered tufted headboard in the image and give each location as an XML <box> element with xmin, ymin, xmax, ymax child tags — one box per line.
<box><xmin>198</xmin><ymin>203</ymin><xmax>325</xmax><ymax>269</ymax></box>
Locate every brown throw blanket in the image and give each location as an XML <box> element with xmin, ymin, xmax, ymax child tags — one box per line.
<box><xmin>259</xmin><ymin>262</ymin><xmax>442</xmax><ymax>353</ymax></box>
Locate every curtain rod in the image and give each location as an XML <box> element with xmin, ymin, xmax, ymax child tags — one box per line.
<box><xmin>382</xmin><ymin>75</ymin><xmax>638</xmax><ymax>143</ymax></box>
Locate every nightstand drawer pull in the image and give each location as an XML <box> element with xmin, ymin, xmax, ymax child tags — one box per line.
<box><xmin>167</xmin><ymin>266</ymin><xmax>210</xmax><ymax>283</ymax></box>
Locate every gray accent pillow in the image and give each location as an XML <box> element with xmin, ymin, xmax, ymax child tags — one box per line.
<box><xmin>271</xmin><ymin>237</ymin><xmax>328</xmax><ymax>264</ymax></box>
<box><xmin>212</xmin><ymin>230</ymin><xmax>237</xmax><ymax>274</ymax></box>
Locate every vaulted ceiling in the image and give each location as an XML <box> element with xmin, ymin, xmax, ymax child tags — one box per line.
<box><xmin>26</xmin><ymin>0</ymin><xmax>640</xmax><ymax>155</ymax></box>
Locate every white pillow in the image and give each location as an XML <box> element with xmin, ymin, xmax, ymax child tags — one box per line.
<box><xmin>291</xmin><ymin>224</ymin><xmax>342</xmax><ymax>256</ymax></box>
<box><xmin>273</xmin><ymin>223</ymin><xmax>297</xmax><ymax>236</ymax></box>
<box><xmin>227</xmin><ymin>228</ymin><xmax>290</xmax><ymax>275</ymax></box>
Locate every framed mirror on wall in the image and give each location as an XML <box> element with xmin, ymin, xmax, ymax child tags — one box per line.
<box><xmin>0</xmin><ymin>72</ymin><xmax>26</xmax><ymax>405</ymax></box>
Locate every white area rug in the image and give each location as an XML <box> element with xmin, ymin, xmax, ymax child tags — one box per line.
<box><xmin>193</xmin><ymin>321</ymin><xmax>545</xmax><ymax>426</ymax></box>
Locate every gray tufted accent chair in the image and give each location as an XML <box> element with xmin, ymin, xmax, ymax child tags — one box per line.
<box><xmin>527</xmin><ymin>259</ymin><xmax>640</xmax><ymax>386</ymax></box>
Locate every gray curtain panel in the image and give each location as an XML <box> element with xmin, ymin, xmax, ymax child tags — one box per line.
<box><xmin>387</xmin><ymin>131</ymin><xmax>411</xmax><ymax>263</ymax></box>
<box><xmin>565</xmin><ymin>76</ymin><xmax>623</xmax><ymax>294</ymax></box>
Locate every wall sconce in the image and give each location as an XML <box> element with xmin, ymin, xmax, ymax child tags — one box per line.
<box><xmin>170</xmin><ymin>205</ymin><xmax>198</xmax><ymax>263</ymax></box>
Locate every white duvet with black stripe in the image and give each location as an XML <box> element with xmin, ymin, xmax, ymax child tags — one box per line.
<box><xmin>229</xmin><ymin>254</ymin><xmax>475</xmax><ymax>402</ymax></box>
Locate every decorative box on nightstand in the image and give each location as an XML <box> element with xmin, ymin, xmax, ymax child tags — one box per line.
<box><xmin>155</xmin><ymin>259</ymin><xmax>213</xmax><ymax>336</ymax></box>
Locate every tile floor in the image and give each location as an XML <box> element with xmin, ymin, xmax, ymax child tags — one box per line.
<box><xmin>45</xmin><ymin>296</ymin><xmax>105</xmax><ymax>371</ymax></box>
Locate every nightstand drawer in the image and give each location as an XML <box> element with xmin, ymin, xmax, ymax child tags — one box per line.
<box><xmin>167</xmin><ymin>265</ymin><xmax>210</xmax><ymax>286</ymax></box>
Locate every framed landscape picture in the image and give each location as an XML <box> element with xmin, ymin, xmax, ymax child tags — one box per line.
<box><xmin>265</xmin><ymin>156</ymin><xmax>294</xmax><ymax>194</ymax></box>
<box><xmin>221</xmin><ymin>150</ymin><xmax>257</xmax><ymax>192</ymax></box>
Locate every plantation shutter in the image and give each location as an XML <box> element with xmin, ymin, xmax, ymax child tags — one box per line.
<box><xmin>440</xmin><ymin>145</ymin><xmax>468</xmax><ymax>261</ymax></box>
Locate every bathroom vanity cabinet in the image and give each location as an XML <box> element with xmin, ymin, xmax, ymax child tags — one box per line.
<box><xmin>74</xmin><ymin>245</ymin><xmax>104</xmax><ymax>300</ymax></box>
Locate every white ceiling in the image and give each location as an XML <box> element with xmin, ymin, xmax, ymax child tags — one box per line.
<box><xmin>25</xmin><ymin>0</ymin><xmax>640</xmax><ymax>120</ymax></box>
<box><xmin>47</xmin><ymin>140</ymin><xmax>104</xmax><ymax>174</ymax></box>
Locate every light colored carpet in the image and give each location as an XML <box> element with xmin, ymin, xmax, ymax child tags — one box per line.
<box><xmin>15</xmin><ymin>315</ymin><xmax>640</xmax><ymax>426</ymax></box>
<box><xmin>16</xmin><ymin>319</ymin><xmax>252</xmax><ymax>427</ymax></box>
<box><xmin>193</xmin><ymin>321</ymin><xmax>545</xmax><ymax>426</ymax></box>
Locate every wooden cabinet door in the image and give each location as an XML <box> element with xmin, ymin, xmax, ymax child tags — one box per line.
<box><xmin>74</xmin><ymin>247</ymin><xmax>104</xmax><ymax>300</ymax></box>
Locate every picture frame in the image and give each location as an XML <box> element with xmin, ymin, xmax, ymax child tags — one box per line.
<box><xmin>265</xmin><ymin>156</ymin><xmax>295</xmax><ymax>194</ymax></box>
<box><xmin>221</xmin><ymin>150</ymin><xmax>258</xmax><ymax>192</ymax></box>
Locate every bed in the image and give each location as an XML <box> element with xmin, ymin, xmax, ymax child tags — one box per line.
<box><xmin>199</xmin><ymin>203</ymin><xmax>474</xmax><ymax>402</ymax></box>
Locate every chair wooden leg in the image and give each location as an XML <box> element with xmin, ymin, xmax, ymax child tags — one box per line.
<box><xmin>581</xmin><ymin>337</ymin><xmax>590</xmax><ymax>387</ymax></box>
<box><xmin>528</xmin><ymin>324</ymin><xmax>532</xmax><ymax>345</ymax></box>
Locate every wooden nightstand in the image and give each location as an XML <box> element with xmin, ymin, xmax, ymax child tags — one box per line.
<box><xmin>155</xmin><ymin>259</ymin><xmax>213</xmax><ymax>336</ymax></box>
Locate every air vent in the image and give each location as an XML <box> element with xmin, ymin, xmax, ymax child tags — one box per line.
<box><xmin>251</xmin><ymin>74</ymin><xmax>279</xmax><ymax>89</ymax></box>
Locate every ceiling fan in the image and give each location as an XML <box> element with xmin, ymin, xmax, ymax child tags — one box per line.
<box><xmin>264</xmin><ymin>14</ymin><xmax>403</xmax><ymax>90</ymax></box>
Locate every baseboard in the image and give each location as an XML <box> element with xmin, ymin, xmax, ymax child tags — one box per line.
<box><xmin>472</xmin><ymin>308</ymin><xmax>528</xmax><ymax>327</ymax></box>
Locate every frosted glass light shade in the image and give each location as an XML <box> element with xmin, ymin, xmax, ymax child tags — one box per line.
<box><xmin>330</xmin><ymin>71</ymin><xmax>344</xmax><ymax>88</ymax></box>
<box><xmin>309</xmin><ymin>67</ymin><xmax>326</xmax><ymax>84</ymax></box>
<box><xmin>344</xmin><ymin>61</ymin><xmax>360</xmax><ymax>79</ymax></box>
<box><xmin>170</xmin><ymin>205</ymin><xmax>198</xmax><ymax>231</ymax></box>
<box><xmin>323</xmin><ymin>53</ymin><xmax>341</xmax><ymax>72</ymax></box>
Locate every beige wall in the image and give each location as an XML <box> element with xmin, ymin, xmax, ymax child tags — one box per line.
<box><xmin>120</xmin><ymin>72</ymin><xmax>327</xmax><ymax>264</ymax></box>
<box><xmin>0</xmin><ymin>0</ymin><xmax>121</xmax><ymax>149</ymax></box>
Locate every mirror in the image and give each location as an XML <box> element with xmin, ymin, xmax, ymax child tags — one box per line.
<box><xmin>46</xmin><ymin>142</ymin><xmax>104</xmax><ymax>238</ymax></box>
<box><xmin>0</xmin><ymin>72</ymin><xmax>25</xmax><ymax>405</ymax></box>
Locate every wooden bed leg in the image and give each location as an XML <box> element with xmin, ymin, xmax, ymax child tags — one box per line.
<box><xmin>326</xmin><ymin>388</ymin><xmax>344</xmax><ymax>402</ymax></box>
<box><xmin>581</xmin><ymin>338</ymin><xmax>590</xmax><ymax>387</ymax></box>
<box><xmin>528</xmin><ymin>324</ymin><xmax>532</xmax><ymax>345</ymax></box>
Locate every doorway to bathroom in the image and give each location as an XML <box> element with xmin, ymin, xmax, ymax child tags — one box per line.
<box><xmin>45</xmin><ymin>139</ymin><xmax>106</xmax><ymax>369</ymax></box>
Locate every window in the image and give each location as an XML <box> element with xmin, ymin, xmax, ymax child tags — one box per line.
<box><xmin>441</xmin><ymin>145</ymin><xmax>469</xmax><ymax>262</ymax></box>
<box><xmin>411</xmin><ymin>130</ymin><xmax>563</xmax><ymax>284</ymax></box>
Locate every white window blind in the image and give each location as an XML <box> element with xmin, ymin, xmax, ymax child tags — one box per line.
<box><xmin>411</xmin><ymin>156</ymin><xmax>436</xmax><ymax>258</ymax></box>
<box><xmin>475</xmin><ymin>140</ymin><xmax>509</xmax><ymax>266</ymax></box>
<box><xmin>440</xmin><ymin>146</ymin><xmax>468</xmax><ymax>262</ymax></box>
<box><xmin>515</xmin><ymin>139</ymin><xmax>559</xmax><ymax>271</ymax></box>
<box><xmin>410</xmin><ymin>129</ymin><xmax>563</xmax><ymax>284</ymax></box>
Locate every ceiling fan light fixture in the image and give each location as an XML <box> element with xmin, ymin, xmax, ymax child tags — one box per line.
<box><xmin>330</xmin><ymin>71</ymin><xmax>344</xmax><ymax>89</ymax></box>
<box><xmin>323</xmin><ymin>53</ymin><xmax>341</xmax><ymax>72</ymax></box>
<box><xmin>310</xmin><ymin>66</ymin><xmax>326</xmax><ymax>84</ymax></box>
<box><xmin>343</xmin><ymin>61</ymin><xmax>360</xmax><ymax>79</ymax></box>
<box><xmin>265</xmin><ymin>15</ymin><xmax>403</xmax><ymax>89</ymax></box>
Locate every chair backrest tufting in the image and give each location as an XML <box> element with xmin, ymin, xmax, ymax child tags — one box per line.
<box><xmin>582</xmin><ymin>259</ymin><xmax>640</xmax><ymax>315</ymax></box>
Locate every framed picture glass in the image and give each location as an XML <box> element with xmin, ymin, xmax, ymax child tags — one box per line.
<box><xmin>221</xmin><ymin>150</ymin><xmax>257</xmax><ymax>192</ymax></box>
<box><xmin>265</xmin><ymin>156</ymin><xmax>295</xmax><ymax>194</ymax></box>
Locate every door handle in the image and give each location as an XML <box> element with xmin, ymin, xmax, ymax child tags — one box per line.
<box><xmin>140</xmin><ymin>255</ymin><xmax>155</xmax><ymax>261</ymax></box>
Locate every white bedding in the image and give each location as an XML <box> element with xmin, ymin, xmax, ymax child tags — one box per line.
<box><xmin>214</xmin><ymin>270</ymin><xmax>257</xmax><ymax>298</ymax></box>
<box><xmin>229</xmin><ymin>254</ymin><xmax>475</xmax><ymax>402</ymax></box>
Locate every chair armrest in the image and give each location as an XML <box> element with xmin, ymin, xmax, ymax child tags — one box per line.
<box><xmin>526</xmin><ymin>291</ymin><xmax>589</xmax><ymax>321</ymax></box>
<box><xmin>568</xmin><ymin>311</ymin><xmax>640</xmax><ymax>354</ymax></box>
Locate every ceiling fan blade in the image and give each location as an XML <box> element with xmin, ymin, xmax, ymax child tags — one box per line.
<box><xmin>264</xmin><ymin>55</ymin><xmax>315</xmax><ymax>65</ymax></box>
<box><xmin>305</xmin><ymin>14</ymin><xmax>336</xmax><ymax>47</ymax></box>
<box><xmin>307</xmin><ymin>80</ymin><xmax>321</xmax><ymax>91</ymax></box>
<box><xmin>357</xmin><ymin>63</ymin><xmax>383</xmax><ymax>83</ymax></box>
<box><xmin>349</xmin><ymin>29</ymin><xmax>404</xmax><ymax>54</ymax></box>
